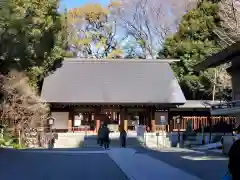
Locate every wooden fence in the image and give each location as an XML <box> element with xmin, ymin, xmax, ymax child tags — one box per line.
<box><xmin>171</xmin><ymin>116</ymin><xmax>235</xmax><ymax>132</ymax></box>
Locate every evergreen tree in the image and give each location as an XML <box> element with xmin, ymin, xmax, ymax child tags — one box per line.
<box><xmin>0</xmin><ymin>0</ymin><xmax>66</xmax><ymax>90</ymax></box>
<box><xmin>159</xmin><ymin>0</ymin><xmax>224</xmax><ymax>100</ymax></box>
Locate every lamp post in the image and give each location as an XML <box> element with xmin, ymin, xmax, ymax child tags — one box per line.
<box><xmin>176</xmin><ymin>116</ymin><xmax>181</xmax><ymax>144</ymax></box>
<box><xmin>200</xmin><ymin>88</ymin><xmax>219</xmax><ymax>144</ymax></box>
<box><xmin>0</xmin><ymin>125</ymin><xmax>4</xmax><ymax>139</ymax></box>
<box><xmin>47</xmin><ymin>117</ymin><xmax>55</xmax><ymax>148</ymax></box>
<box><xmin>173</xmin><ymin>115</ymin><xmax>181</xmax><ymax>147</ymax></box>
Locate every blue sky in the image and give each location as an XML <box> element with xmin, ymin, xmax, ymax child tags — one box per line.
<box><xmin>60</xmin><ymin>0</ymin><xmax>110</xmax><ymax>10</ymax></box>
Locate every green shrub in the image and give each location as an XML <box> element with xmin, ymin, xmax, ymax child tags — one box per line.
<box><xmin>0</xmin><ymin>129</ymin><xmax>16</xmax><ymax>147</ymax></box>
<box><xmin>12</xmin><ymin>143</ymin><xmax>25</xmax><ymax>149</ymax></box>
<box><xmin>0</xmin><ymin>137</ymin><xmax>14</xmax><ymax>147</ymax></box>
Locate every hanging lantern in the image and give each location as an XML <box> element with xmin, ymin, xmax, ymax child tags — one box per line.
<box><xmin>47</xmin><ymin>117</ymin><xmax>55</xmax><ymax>126</ymax></box>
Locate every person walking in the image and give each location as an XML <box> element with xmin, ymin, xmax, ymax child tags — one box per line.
<box><xmin>227</xmin><ymin>138</ymin><xmax>240</xmax><ymax>180</ymax></box>
<box><xmin>97</xmin><ymin>123</ymin><xmax>104</xmax><ymax>147</ymax></box>
<box><xmin>120</xmin><ymin>129</ymin><xmax>127</xmax><ymax>148</ymax></box>
<box><xmin>102</xmin><ymin>124</ymin><xmax>110</xmax><ymax>150</ymax></box>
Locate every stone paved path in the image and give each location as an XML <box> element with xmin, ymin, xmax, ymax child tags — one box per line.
<box><xmin>134</xmin><ymin>147</ymin><xmax>228</xmax><ymax>180</ymax></box>
<box><xmin>108</xmin><ymin>148</ymin><xmax>202</xmax><ymax>180</ymax></box>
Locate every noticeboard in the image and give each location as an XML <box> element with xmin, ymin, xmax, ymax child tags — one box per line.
<box><xmin>160</xmin><ymin>116</ymin><xmax>167</xmax><ymax>125</ymax></box>
<box><xmin>74</xmin><ymin>120</ymin><xmax>81</xmax><ymax>126</ymax></box>
<box><xmin>136</xmin><ymin>125</ymin><xmax>145</xmax><ymax>138</ymax></box>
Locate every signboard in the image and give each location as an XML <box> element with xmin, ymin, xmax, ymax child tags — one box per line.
<box><xmin>107</xmin><ymin>124</ymin><xmax>119</xmax><ymax>132</ymax></box>
<box><xmin>136</xmin><ymin>125</ymin><xmax>145</xmax><ymax>139</ymax></box>
<box><xmin>160</xmin><ymin>116</ymin><xmax>167</xmax><ymax>125</ymax></box>
<box><xmin>74</xmin><ymin>113</ymin><xmax>83</xmax><ymax>126</ymax></box>
<box><xmin>37</xmin><ymin>127</ymin><xmax>44</xmax><ymax>131</ymax></box>
<box><xmin>74</xmin><ymin>120</ymin><xmax>81</xmax><ymax>126</ymax></box>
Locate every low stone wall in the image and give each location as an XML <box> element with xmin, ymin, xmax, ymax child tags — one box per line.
<box><xmin>141</xmin><ymin>132</ymin><xmax>233</xmax><ymax>148</ymax></box>
<box><xmin>140</xmin><ymin>132</ymin><xmax>171</xmax><ymax>148</ymax></box>
<box><xmin>169</xmin><ymin>132</ymin><xmax>232</xmax><ymax>146</ymax></box>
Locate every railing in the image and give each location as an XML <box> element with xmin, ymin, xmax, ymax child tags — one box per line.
<box><xmin>211</xmin><ymin>100</ymin><xmax>240</xmax><ymax>110</ymax></box>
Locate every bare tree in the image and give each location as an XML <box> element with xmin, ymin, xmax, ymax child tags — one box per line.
<box><xmin>211</xmin><ymin>0</ymin><xmax>240</xmax><ymax>100</ymax></box>
<box><xmin>116</xmin><ymin>0</ymin><xmax>196</xmax><ymax>58</ymax></box>
<box><xmin>0</xmin><ymin>71</ymin><xmax>49</xmax><ymax>147</ymax></box>
<box><xmin>215</xmin><ymin>0</ymin><xmax>240</xmax><ymax>47</ymax></box>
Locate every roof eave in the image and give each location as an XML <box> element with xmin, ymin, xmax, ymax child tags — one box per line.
<box><xmin>46</xmin><ymin>102</ymin><xmax>186</xmax><ymax>106</ymax></box>
<box><xmin>64</xmin><ymin>58</ymin><xmax>180</xmax><ymax>63</ymax></box>
<box><xmin>194</xmin><ymin>42</ymin><xmax>240</xmax><ymax>72</ymax></box>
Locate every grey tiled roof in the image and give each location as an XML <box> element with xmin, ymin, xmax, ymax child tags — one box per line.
<box><xmin>178</xmin><ymin>100</ymin><xmax>221</xmax><ymax>108</ymax></box>
<box><xmin>40</xmin><ymin>58</ymin><xmax>186</xmax><ymax>104</ymax></box>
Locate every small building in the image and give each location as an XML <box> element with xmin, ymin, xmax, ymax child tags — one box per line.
<box><xmin>40</xmin><ymin>58</ymin><xmax>186</xmax><ymax>132</ymax></box>
<box><xmin>169</xmin><ymin>100</ymin><xmax>235</xmax><ymax>132</ymax></box>
<box><xmin>195</xmin><ymin>42</ymin><xmax>240</xmax><ymax>125</ymax></box>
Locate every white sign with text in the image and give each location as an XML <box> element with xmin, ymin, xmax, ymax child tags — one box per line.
<box><xmin>136</xmin><ymin>125</ymin><xmax>145</xmax><ymax>142</ymax></box>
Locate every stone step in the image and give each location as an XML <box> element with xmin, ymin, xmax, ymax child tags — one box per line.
<box><xmin>54</xmin><ymin>137</ymin><xmax>144</xmax><ymax>148</ymax></box>
<box><xmin>53</xmin><ymin>133</ymin><xmax>159</xmax><ymax>148</ymax></box>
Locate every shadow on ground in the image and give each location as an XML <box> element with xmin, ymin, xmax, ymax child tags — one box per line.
<box><xmin>0</xmin><ymin>147</ymin><xmax>129</xmax><ymax>180</ymax></box>
<box><xmin>0</xmin><ymin>134</ymin><xmax>228</xmax><ymax>180</ymax></box>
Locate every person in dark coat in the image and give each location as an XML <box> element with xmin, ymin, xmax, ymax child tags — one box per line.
<box><xmin>97</xmin><ymin>123</ymin><xmax>104</xmax><ymax>147</ymax></box>
<box><xmin>120</xmin><ymin>129</ymin><xmax>127</xmax><ymax>148</ymax></box>
<box><xmin>228</xmin><ymin>138</ymin><xmax>240</xmax><ymax>180</ymax></box>
<box><xmin>101</xmin><ymin>124</ymin><xmax>110</xmax><ymax>149</ymax></box>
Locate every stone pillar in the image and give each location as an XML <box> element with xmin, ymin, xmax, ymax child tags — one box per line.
<box><xmin>68</xmin><ymin>111</ymin><xmax>73</xmax><ymax>132</ymax></box>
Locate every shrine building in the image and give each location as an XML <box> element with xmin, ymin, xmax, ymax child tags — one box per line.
<box><xmin>40</xmin><ymin>58</ymin><xmax>186</xmax><ymax>132</ymax></box>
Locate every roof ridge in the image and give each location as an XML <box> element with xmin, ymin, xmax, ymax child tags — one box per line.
<box><xmin>64</xmin><ymin>58</ymin><xmax>179</xmax><ymax>63</ymax></box>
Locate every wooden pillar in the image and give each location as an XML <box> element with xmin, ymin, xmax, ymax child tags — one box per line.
<box><xmin>68</xmin><ymin>111</ymin><xmax>73</xmax><ymax>132</ymax></box>
<box><xmin>120</xmin><ymin>107</ymin><xmax>128</xmax><ymax>131</ymax></box>
<box><xmin>124</xmin><ymin>119</ymin><xmax>128</xmax><ymax>131</ymax></box>
<box><xmin>208</xmin><ymin>115</ymin><xmax>212</xmax><ymax>143</ymax></box>
<box><xmin>96</xmin><ymin>120</ymin><xmax>100</xmax><ymax>132</ymax></box>
<box><xmin>95</xmin><ymin>107</ymin><xmax>101</xmax><ymax>132</ymax></box>
<box><xmin>120</xmin><ymin>108</ymin><xmax>124</xmax><ymax>131</ymax></box>
<box><xmin>150</xmin><ymin>107</ymin><xmax>156</xmax><ymax>132</ymax></box>
<box><xmin>143</xmin><ymin>110</ymin><xmax>148</xmax><ymax>129</ymax></box>
<box><xmin>151</xmin><ymin>120</ymin><xmax>156</xmax><ymax>132</ymax></box>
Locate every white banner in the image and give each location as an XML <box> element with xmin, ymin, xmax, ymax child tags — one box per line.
<box><xmin>136</xmin><ymin>125</ymin><xmax>145</xmax><ymax>139</ymax></box>
<box><xmin>74</xmin><ymin>120</ymin><xmax>81</xmax><ymax>126</ymax></box>
<box><xmin>160</xmin><ymin>116</ymin><xmax>166</xmax><ymax>124</ymax></box>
